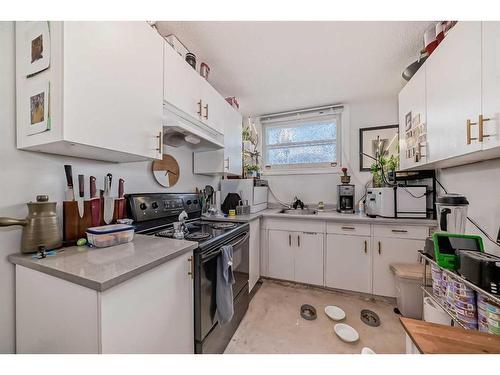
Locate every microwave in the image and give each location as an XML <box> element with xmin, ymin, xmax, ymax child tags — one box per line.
<box><xmin>221</xmin><ymin>179</ymin><xmax>268</xmax><ymax>213</ymax></box>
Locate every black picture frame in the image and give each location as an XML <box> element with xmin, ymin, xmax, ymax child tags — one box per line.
<box><xmin>359</xmin><ymin>124</ymin><xmax>399</xmax><ymax>172</ymax></box>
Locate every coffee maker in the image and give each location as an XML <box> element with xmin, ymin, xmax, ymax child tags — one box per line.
<box><xmin>337</xmin><ymin>184</ymin><xmax>355</xmax><ymax>214</ymax></box>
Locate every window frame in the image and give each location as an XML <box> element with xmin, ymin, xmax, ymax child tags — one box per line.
<box><xmin>261</xmin><ymin>112</ymin><xmax>342</xmax><ymax>175</ymax></box>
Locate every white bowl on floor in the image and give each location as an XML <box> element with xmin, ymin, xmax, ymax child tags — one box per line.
<box><xmin>361</xmin><ymin>347</ymin><xmax>376</xmax><ymax>354</ymax></box>
<box><xmin>334</xmin><ymin>323</ymin><xmax>359</xmax><ymax>343</ymax></box>
<box><xmin>325</xmin><ymin>305</ymin><xmax>346</xmax><ymax>321</ymax></box>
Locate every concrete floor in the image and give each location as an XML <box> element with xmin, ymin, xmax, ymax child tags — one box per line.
<box><xmin>224</xmin><ymin>280</ymin><xmax>406</xmax><ymax>354</ymax></box>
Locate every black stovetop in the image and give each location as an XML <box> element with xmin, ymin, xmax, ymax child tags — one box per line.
<box><xmin>126</xmin><ymin>193</ymin><xmax>248</xmax><ymax>251</ymax></box>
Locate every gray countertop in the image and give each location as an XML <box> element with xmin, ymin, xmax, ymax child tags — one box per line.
<box><xmin>8</xmin><ymin>234</ymin><xmax>198</xmax><ymax>292</ymax></box>
<box><xmin>203</xmin><ymin>208</ymin><xmax>437</xmax><ymax>226</ymax></box>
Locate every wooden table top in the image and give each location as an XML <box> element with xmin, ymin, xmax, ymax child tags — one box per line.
<box><xmin>400</xmin><ymin>317</ymin><xmax>500</xmax><ymax>354</ymax></box>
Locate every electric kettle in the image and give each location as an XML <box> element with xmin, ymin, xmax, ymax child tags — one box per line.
<box><xmin>436</xmin><ymin>193</ymin><xmax>469</xmax><ymax>234</ymax></box>
<box><xmin>0</xmin><ymin>195</ymin><xmax>63</xmax><ymax>253</ymax></box>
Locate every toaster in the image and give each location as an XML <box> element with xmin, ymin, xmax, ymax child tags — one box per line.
<box><xmin>458</xmin><ymin>250</ymin><xmax>500</xmax><ymax>295</ymax></box>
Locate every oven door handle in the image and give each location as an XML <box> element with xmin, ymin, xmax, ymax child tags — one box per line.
<box><xmin>201</xmin><ymin>232</ymin><xmax>249</xmax><ymax>261</ymax></box>
<box><xmin>229</xmin><ymin>231</ymin><xmax>249</xmax><ymax>248</ymax></box>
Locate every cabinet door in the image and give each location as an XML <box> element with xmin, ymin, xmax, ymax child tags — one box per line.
<box><xmin>63</xmin><ymin>22</ymin><xmax>164</xmax><ymax>160</ymax></box>
<box><xmin>325</xmin><ymin>234</ymin><xmax>371</xmax><ymax>294</ymax></box>
<box><xmin>294</xmin><ymin>232</ymin><xmax>323</xmax><ymax>286</ymax></box>
<box><xmin>482</xmin><ymin>21</ymin><xmax>500</xmax><ymax>150</ymax></box>
<box><xmin>399</xmin><ymin>64</ymin><xmax>427</xmax><ymax>170</ymax></box>
<box><xmin>268</xmin><ymin>230</ymin><xmax>294</xmax><ymax>281</ymax></box>
<box><xmin>200</xmin><ymin>80</ymin><xmax>226</xmax><ymax>135</ymax></box>
<box><xmin>164</xmin><ymin>42</ymin><xmax>202</xmax><ymax>121</ymax></box>
<box><xmin>101</xmin><ymin>252</ymin><xmax>194</xmax><ymax>353</ymax></box>
<box><xmin>372</xmin><ymin>237</ymin><xmax>423</xmax><ymax>297</ymax></box>
<box><xmin>249</xmin><ymin>219</ymin><xmax>261</xmax><ymax>292</ymax></box>
<box><xmin>224</xmin><ymin>106</ymin><xmax>243</xmax><ymax>175</ymax></box>
<box><xmin>426</xmin><ymin>22</ymin><xmax>482</xmax><ymax>162</ymax></box>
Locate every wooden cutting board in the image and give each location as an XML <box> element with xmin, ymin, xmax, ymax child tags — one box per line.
<box><xmin>400</xmin><ymin>317</ymin><xmax>500</xmax><ymax>354</ymax></box>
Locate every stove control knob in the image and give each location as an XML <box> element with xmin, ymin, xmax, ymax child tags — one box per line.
<box><xmin>186</xmin><ymin>200</ymin><xmax>192</xmax><ymax>205</ymax></box>
<box><xmin>152</xmin><ymin>202</ymin><xmax>159</xmax><ymax>210</ymax></box>
<box><xmin>139</xmin><ymin>203</ymin><xmax>147</xmax><ymax>210</ymax></box>
<box><xmin>193</xmin><ymin>199</ymin><xmax>198</xmax><ymax>205</ymax></box>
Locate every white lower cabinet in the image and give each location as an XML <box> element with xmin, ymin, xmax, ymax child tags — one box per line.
<box><xmin>264</xmin><ymin>218</ymin><xmax>433</xmax><ymax>297</ymax></box>
<box><xmin>372</xmin><ymin>237</ymin><xmax>424</xmax><ymax>297</ymax></box>
<box><xmin>294</xmin><ymin>232</ymin><xmax>324</xmax><ymax>285</ymax></box>
<box><xmin>325</xmin><ymin>234</ymin><xmax>371</xmax><ymax>294</ymax></box>
<box><xmin>268</xmin><ymin>230</ymin><xmax>295</xmax><ymax>281</ymax></box>
<box><xmin>16</xmin><ymin>252</ymin><xmax>194</xmax><ymax>354</ymax></box>
<box><xmin>268</xmin><ymin>229</ymin><xmax>323</xmax><ymax>286</ymax></box>
<box><xmin>249</xmin><ymin>218</ymin><xmax>261</xmax><ymax>292</ymax></box>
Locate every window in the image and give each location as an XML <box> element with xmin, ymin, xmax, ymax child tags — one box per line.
<box><xmin>262</xmin><ymin>109</ymin><xmax>341</xmax><ymax>173</ymax></box>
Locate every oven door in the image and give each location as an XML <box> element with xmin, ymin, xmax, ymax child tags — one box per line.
<box><xmin>195</xmin><ymin>230</ymin><xmax>249</xmax><ymax>342</ymax></box>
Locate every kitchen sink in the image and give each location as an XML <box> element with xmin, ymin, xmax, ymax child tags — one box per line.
<box><xmin>279</xmin><ymin>208</ymin><xmax>318</xmax><ymax>215</ymax></box>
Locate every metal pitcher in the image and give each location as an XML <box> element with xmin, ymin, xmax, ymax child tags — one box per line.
<box><xmin>0</xmin><ymin>195</ymin><xmax>62</xmax><ymax>253</ymax></box>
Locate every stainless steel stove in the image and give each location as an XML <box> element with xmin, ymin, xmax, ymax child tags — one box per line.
<box><xmin>126</xmin><ymin>193</ymin><xmax>249</xmax><ymax>354</ymax></box>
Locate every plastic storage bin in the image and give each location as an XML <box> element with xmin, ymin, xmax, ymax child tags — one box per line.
<box><xmin>390</xmin><ymin>263</ymin><xmax>427</xmax><ymax>319</ymax></box>
<box><xmin>86</xmin><ymin>224</ymin><xmax>134</xmax><ymax>248</ymax></box>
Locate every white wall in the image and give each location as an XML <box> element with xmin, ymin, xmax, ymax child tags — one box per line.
<box><xmin>258</xmin><ymin>96</ymin><xmax>399</xmax><ymax>206</ymax></box>
<box><xmin>438</xmin><ymin>159</ymin><xmax>500</xmax><ymax>256</ymax></box>
<box><xmin>0</xmin><ymin>22</ymin><xmax>218</xmax><ymax>353</ymax></box>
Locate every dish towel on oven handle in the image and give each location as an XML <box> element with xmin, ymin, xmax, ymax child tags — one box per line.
<box><xmin>216</xmin><ymin>244</ymin><xmax>235</xmax><ymax>325</ymax></box>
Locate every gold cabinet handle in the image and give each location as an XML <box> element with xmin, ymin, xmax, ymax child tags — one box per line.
<box><xmin>204</xmin><ymin>103</ymin><xmax>209</xmax><ymax>120</ymax></box>
<box><xmin>479</xmin><ymin>114</ymin><xmax>491</xmax><ymax>142</ymax></box>
<box><xmin>364</xmin><ymin>240</ymin><xmax>367</xmax><ymax>254</ymax></box>
<box><xmin>378</xmin><ymin>241</ymin><xmax>382</xmax><ymax>255</ymax></box>
<box><xmin>467</xmin><ymin>119</ymin><xmax>478</xmax><ymax>144</ymax></box>
<box><xmin>197</xmin><ymin>100</ymin><xmax>203</xmax><ymax>117</ymax></box>
<box><xmin>156</xmin><ymin>131</ymin><xmax>163</xmax><ymax>154</ymax></box>
<box><xmin>188</xmin><ymin>256</ymin><xmax>194</xmax><ymax>279</ymax></box>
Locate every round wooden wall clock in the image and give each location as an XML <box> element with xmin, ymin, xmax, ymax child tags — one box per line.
<box><xmin>152</xmin><ymin>154</ymin><xmax>180</xmax><ymax>188</ymax></box>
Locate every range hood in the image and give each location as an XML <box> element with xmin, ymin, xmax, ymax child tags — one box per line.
<box><xmin>163</xmin><ymin>103</ymin><xmax>224</xmax><ymax>151</ymax></box>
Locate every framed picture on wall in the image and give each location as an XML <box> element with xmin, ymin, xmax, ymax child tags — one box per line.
<box><xmin>27</xmin><ymin>81</ymin><xmax>50</xmax><ymax>136</ymax></box>
<box><xmin>359</xmin><ymin>124</ymin><xmax>399</xmax><ymax>171</ymax></box>
<box><xmin>22</xmin><ymin>21</ymin><xmax>51</xmax><ymax>77</ymax></box>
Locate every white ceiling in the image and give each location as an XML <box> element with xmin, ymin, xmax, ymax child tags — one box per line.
<box><xmin>156</xmin><ymin>21</ymin><xmax>434</xmax><ymax>116</ymax></box>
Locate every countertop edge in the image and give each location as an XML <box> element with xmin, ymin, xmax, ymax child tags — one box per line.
<box><xmin>8</xmin><ymin>242</ymin><xmax>198</xmax><ymax>292</ymax></box>
<box><xmin>205</xmin><ymin>209</ymin><xmax>437</xmax><ymax>226</ymax></box>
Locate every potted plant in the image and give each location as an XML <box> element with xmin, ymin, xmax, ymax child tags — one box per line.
<box><xmin>244</xmin><ymin>164</ymin><xmax>259</xmax><ymax>178</ymax></box>
<box><xmin>370</xmin><ymin>155</ymin><xmax>399</xmax><ymax>187</ymax></box>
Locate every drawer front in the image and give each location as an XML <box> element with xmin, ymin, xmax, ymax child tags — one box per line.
<box><xmin>373</xmin><ymin>224</ymin><xmax>429</xmax><ymax>240</ymax></box>
<box><xmin>326</xmin><ymin>222</ymin><xmax>371</xmax><ymax>236</ymax></box>
<box><xmin>264</xmin><ymin>218</ymin><xmax>324</xmax><ymax>233</ymax></box>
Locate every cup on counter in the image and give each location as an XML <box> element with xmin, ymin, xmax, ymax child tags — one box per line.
<box><xmin>228</xmin><ymin>209</ymin><xmax>236</xmax><ymax>217</ymax></box>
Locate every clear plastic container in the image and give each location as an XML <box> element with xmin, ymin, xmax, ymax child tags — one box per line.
<box><xmin>86</xmin><ymin>224</ymin><xmax>134</xmax><ymax>248</ymax></box>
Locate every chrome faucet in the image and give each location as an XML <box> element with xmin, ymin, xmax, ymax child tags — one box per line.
<box><xmin>292</xmin><ymin>196</ymin><xmax>304</xmax><ymax>210</ymax></box>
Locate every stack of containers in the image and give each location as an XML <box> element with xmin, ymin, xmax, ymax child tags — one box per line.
<box><xmin>445</xmin><ymin>276</ymin><xmax>478</xmax><ymax>329</ymax></box>
<box><xmin>478</xmin><ymin>294</ymin><xmax>500</xmax><ymax>334</ymax></box>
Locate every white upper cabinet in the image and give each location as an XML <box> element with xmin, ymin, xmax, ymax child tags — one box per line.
<box><xmin>399</xmin><ymin>64</ymin><xmax>427</xmax><ymax>170</ymax></box>
<box><xmin>193</xmin><ymin>106</ymin><xmax>242</xmax><ymax>176</ymax></box>
<box><xmin>163</xmin><ymin>42</ymin><xmax>232</xmax><ymax>138</ymax></box>
<box><xmin>199</xmin><ymin>79</ymin><xmax>226</xmax><ymax>135</ymax></box>
<box><xmin>426</xmin><ymin>21</ymin><xmax>482</xmax><ymax>163</ymax></box>
<box><xmin>16</xmin><ymin>21</ymin><xmax>164</xmax><ymax>162</ymax></box>
<box><xmin>399</xmin><ymin>21</ymin><xmax>500</xmax><ymax>170</ymax></box>
<box><xmin>481</xmin><ymin>22</ymin><xmax>500</xmax><ymax>151</ymax></box>
<box><xmin>163</xmin><ymin>42</ymin><xmax>202</xmax><ymax>121</ymax></box>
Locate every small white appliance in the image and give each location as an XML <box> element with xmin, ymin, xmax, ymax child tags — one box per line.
<box><xmin>365</xmin><ymin>186</ymin><xmax>427</xmax><ymax>218</ymax></box>
<box><xmin>221</xmin><ymin>179</ymin><xmax>268</xmax><ymax>213</ymax></box>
